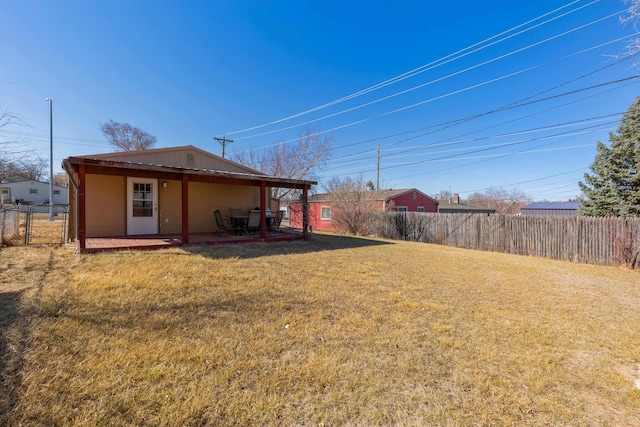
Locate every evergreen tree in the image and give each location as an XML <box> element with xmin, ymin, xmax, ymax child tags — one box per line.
<box><xmin>579</xmin><ymin>97</ymin><xmax>640</xmax><ymax>217</ymax></box>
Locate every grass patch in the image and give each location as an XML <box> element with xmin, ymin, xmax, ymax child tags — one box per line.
<box><xmin>1</xmin><ymin>234</ymin><xmax>640</xmax><ymax>425</ymax></box>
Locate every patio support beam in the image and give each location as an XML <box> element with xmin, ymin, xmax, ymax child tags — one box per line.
<box><xmin>302</xmin><ymin>185</ymin><xmax>309</xmax><ymax>240</ymax></box>
<box><xmin>78</xmin><ymin>164</ymin><xmax>87</xmax><ymax>251</ymax></box>
<box><xmin>259</xmin><ymin>181</ymin><xmax>267</xmax><ymax>238</ymax></box>
<box><xmin>182</xmin><ymin>173</ymin><xmax>189</xmax><ymax>244</ymax></box>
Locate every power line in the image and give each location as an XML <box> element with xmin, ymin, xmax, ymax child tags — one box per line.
<box><xmin>233</xmin><ymin>30</ymin><xmax>636</xmax><ymax>156</ymax></box>
<box><xmin>324</xmin><ymin>111</ymin><xmax>621</xmax><ymax>170</ymax></box>
<box><xmin>242</xmin><ymin>72</ymin><xmax>635</xmax><ymax>172</ymax></box>
<box><xmin>223</xmin><ymin>0</ymin><xmax>594</xmax><ymax>137</ymax></box>
<box><xmin>230</xmin><ymin>4</ymin><xmax>620</xmax><ymax>144</ymax></box>
<box><xmin>318</xmin><ymin>120</ymin><xmax>613</xmax><ymax>179</ymax></box>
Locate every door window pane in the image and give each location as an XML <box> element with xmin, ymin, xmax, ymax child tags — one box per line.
<box><xmin>133</xmin><ymin>183</ymin><xmax>153</xmax><ymax>217</ymax></box>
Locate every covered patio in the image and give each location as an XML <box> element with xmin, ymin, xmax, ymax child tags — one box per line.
<box><xmin>63</xmin><ymin>147</ymin><xmax>314</xmax><ymax>254</ymax></box>
<box><xmin>83</xmin><ymin>228</ymin><xmax>304</xmax><ymax>253</ymax></box>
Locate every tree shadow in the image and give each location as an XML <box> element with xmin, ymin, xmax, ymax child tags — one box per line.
<box><xmin>183</xmin><ymin>232</ymin><xmax>394</xmax><ymax>260</ymax></box>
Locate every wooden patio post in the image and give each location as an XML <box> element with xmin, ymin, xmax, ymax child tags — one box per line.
<box><xmin>78</xmin><ymin>164</ymin><xmax>86</xmax><ymax>251</ymax></box>
<box><xmin>259</xmin><ymin>181</ymin><xmax>267</xmax><ymax>238</ymax></box>
<box><xmin>302</xmin><ymin>185</ymin><xmax>309</xmax><ymax>240</ymax></box>
<box><xmin>182</xmin><ymin>173</ymin><xmax>189</xmax><ymax>244</ymax></box>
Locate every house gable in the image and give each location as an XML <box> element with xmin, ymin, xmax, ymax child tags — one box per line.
<box><xmin>385</xmin><ymin>189</ymin><xmax>438</xmax><ymax>212</ymax></box>
<box><xmin>82</xmin><ymin>145</ymin><xmax>262</xmax><ymax>175</ymax></box>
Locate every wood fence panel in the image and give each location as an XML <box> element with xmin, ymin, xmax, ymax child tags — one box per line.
<box><xmin>373</xmin><ymin>213</ymin><xmax>640</xmax><ymax>268</ymax></box>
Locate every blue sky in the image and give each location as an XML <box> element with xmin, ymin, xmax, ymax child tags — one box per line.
<box><xmin>1</xmin><ymin>0</ymin><xmax>639</xmax><ymax>200</ymax></box>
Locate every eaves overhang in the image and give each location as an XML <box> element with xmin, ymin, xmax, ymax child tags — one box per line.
<box><xmin>63</xmin><ymin>156</ymin><xmax>317</xmax><ymax>189</ymax></box>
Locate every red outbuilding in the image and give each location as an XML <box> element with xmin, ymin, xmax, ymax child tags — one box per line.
<box><xmin>289</xmin><ymin>188</ymin><xmax>438</xmax><ymax>232</ymax></box>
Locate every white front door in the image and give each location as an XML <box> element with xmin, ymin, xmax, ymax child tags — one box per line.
<box><xmin>127</xmin><ymin>177</ymin><xmax>158</xmax><ymax>235</ymax></box>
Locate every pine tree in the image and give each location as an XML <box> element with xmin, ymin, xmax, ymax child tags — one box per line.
<box><xmin>579</xmin><ymin>97</ymin><xmax>640</xmax><ymax>217</ymax></box>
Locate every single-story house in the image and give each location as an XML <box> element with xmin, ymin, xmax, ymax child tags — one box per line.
<box><xmin>520</xmin><ymin>201</ymin><xmax>581</xmax><ymax>216</ymax></box>
<box><xmin>289</xmin><ymin>188</ymin><xmax>439</xmax><ymax>232</ymax></box>
<box><xmin>62</xmin><ymin>145</ymin><xmax>315</xmax><ymax>252</ymax></box>
<box><xmin>437</xmin><ymin>194</ymin><xmax>496</xmax><ymax>215</ymax></box>
<box><xmin>0</xmin><ymin>180</ymin><xmax>69</xmax><ymax>205</ymax></box>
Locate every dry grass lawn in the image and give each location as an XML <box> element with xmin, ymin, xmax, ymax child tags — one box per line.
<box><xmin>1</xmin><ymin>234</ymin><xmax>639</xmax><ymax>426</ymax></box>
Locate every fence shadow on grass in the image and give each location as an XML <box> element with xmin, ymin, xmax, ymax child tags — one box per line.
<box><xmin>183</xmin><ymin>232</ymin><xmax>394</xmax><ymax>260</ymax></box>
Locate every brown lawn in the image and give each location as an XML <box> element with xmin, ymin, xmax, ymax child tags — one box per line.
<box><xmin>1</xmin><ymin>234</ymin><xmax>639</xmax><ymax>426</ymax></box>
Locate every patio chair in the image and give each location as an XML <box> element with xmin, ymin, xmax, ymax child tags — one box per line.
<box><xmin>270</xmin><ymin>210</ymin><xmax>284</xmax><ymax>233</ymax></box>
<box><xmin>213</xmin><ymin>210</ymin><xmax>232</xmax><ymax>235</ymax></box>
<box><xmin>246</xmin><ymin>210</ymin><xmax>260</xmax><ymax>234</ymax></box>
<box><xmin>229</xmin><ymin>208</ymin><xmax>243</xmax><ymax>217</ymax></box>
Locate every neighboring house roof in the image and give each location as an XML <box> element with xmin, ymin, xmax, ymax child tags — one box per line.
<box><xmin>308</xmin><ymin>188</ymin><xmax>438</xmax><ymax>203</ymax></box>
<box><xmin>521</xmin><ymin>202</ymin><xmax>581</xmax><ymax>210</ymax></box>
<box><xmin>0</xmin><ymin>180</ymin><xmax>68</xmax><ymax>189</ymax></box>
<box><xmin>437</xmin><ymin>200</ymin><xmax>496</xmax><ymax>213</ymax></box>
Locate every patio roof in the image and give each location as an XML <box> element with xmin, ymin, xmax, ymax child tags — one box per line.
<box><xmin>63</xmin><ymin>156</ymin><xmax>317</xmax><ymax>189</ymax></box>
<box><xmin>63</xmin><ymin>154</ymin><xmax>315</xmax><ymax>253</ymax></box>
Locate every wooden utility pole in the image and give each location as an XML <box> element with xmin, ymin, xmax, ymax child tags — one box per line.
<box><xmin>214</xmin><ymin>135</ymin><xmax>234</xmax><ymax>158</ymax></box>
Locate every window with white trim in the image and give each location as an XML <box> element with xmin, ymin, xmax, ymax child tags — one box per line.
<box><xmin>321</xmin><ymin>206</ymin><xmax>331</xmax><ymax>220</ymax></box>
<box><xmin>417</xmin><ymin>206</ymin><xmax>425</xmax><ymax>212</ymax></box>
<box><xmin>397</xmin><ymin>206</ymin><xmax>408</xmax><ymax>212</ymax></box>
<box><xmin>29</xmin><ymin>188</ymin><xmax>38</xmax><ymax>195</ymax></box>
<box><xmin>53</xmin><ymin>190</ymin><xmax>61</xmax><ymax>195</ymax></box>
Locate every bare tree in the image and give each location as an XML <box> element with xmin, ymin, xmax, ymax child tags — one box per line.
<box><xmin>1</xmin><ymin>104</ymin><xmax>22</xmax><ymax>163</ymax></box>
<box><xmin>231</xmin><ymin>127</ymin><xmax>332</xmax><ymax>200</ymax></box>
<box><xmin>0</xmin><ymin>157</ymin><xmax>49</xmax><ymax>182</ymax></box>
<box><xmin>0</xmin><ymin>104</ymin><xmax>21</xmax><ymax>131</ymax></box>
<box><xmin>621</xmin><ymin>0</ymin><xmax>640</xmax><ymax>55</ymax></box>
<box><xmin>1</xmin><ymin>104</ymin><xmax>45</xmax><ymax>182</ymax></box>
<box><xmin>324</xmin><ymin>176</ymin><xmax>377</xmax><ymax>235</ymax></box>
<box><xmin>17</xmin><ymin>157</ymin><xmax>48</xmax><ymax>181</ymax></box>
<box><xmin>101</xmin><ymin>120</ymin><xmax>157</xmax><ymax>151</ymax></box>
<box><xmin>53</xmin><ymin>173</ymin><xmax>68</xmax><ymax>187</ymax></box>
<box><xmin>467</xmin><ymin>187</ymin><xmax>531</xmax><ymax>215</ymax></box>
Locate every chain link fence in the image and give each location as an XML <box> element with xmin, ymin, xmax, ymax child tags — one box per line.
<box><xmin>1</xmin><ymin>204</ymin><xmax>69</xmax><ymax>247</ymax></box>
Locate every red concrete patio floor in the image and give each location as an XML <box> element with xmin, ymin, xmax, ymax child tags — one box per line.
<box><xmin>82</xmin><ymin>228</ymin><xmax>304</xmax><ymax>253</ymax></box>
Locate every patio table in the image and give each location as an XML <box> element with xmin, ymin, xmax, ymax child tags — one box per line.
<box><xmin>229</xmin><ymin>215</ymin><xmax>249</xmax><ymax>235</ymax></box>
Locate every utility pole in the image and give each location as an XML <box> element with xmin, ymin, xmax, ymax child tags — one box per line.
<box><xmin>214</xmin><ymin>135</ymin><xmax>234</xmax><ymax>158</ymax></box>
<box><xmin>45</xmin><ymin>98</ymin><xmax>54</xmax><ymax>221</ymax></box>
<box><xmin>376</xmin><ymin>144</ymin><xmax>380</xmax><ymax>190</ymax></box>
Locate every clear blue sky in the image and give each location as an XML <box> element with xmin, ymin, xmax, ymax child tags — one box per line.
<box><xmin>1</xmin><ymin>0</ymin><xmax>639</xmax><ymax>200</ymax></box>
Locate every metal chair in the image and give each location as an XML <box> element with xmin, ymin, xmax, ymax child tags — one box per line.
<box><xmin>246</xmin><ymin>210</ymin><xmax>260</xmax><ymax>234</ymax></box>
<box><xmin>213</xmin><ymin>210</ymin><xmax>231</xmax><ymax>235</ymax></box>
<box><xmin>270</xmin><ymin>210</ymin><xmax>284</xmax><ymax>233</ymax></box>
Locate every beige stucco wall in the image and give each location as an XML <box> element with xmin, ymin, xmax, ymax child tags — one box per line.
<box><xmin>79</xmin><ymin>174</ymin><xmax>266</xmax><ymax>238</ymax></box>
<box><xmin>188</xmin><ymin>182</ymin><xmax>261</xmax><ymax>233</ymax></box>
<box><xmin>158</xmin><ymin>179</ymin><xmax>182</xmax><ymax>234</ymax></box>
<box><xmin>86</xmin><ymin>174</ymin><xmax>125</xmax><ymax>237</ymax></box>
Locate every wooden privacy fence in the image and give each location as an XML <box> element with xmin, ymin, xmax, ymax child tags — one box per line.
<box><xmin>371</xmin><ymin>212</ymin><xmax>640</xmax><ymax>269</ymax></box>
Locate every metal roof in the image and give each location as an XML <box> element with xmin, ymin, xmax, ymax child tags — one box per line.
<box><xmin>521</xmin><ymin>202</ymin><xmax>581</xmax><ymax>210</ymax></box>
<box><xmin>63</xmin><ymin>156</ymin><xmax>317</xmax><ymax>189</ymax></box>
